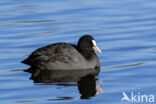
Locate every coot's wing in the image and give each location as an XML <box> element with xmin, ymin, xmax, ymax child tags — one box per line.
<box><xmin>21</xmin><ymin>43</ymin><xmax>77</xmax><ymax>66</ymax></box>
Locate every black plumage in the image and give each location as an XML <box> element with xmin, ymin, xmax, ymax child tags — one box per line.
<box><xmin>22</xmin><ymin>35</ymin><xmax>102</xmax><ymax>70</ymax></box>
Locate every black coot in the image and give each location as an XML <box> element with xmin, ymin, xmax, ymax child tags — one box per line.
<box><xmin>22</xmin><ymin>35</ymin><xmax>102</xmax><ymax>70</ymax></box>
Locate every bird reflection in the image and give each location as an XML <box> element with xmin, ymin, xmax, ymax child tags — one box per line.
<box><xmin>25</xmin><ymin>67</ymin><xmax>102</xmax><ymax>99</ymax></box>
<box><xmin>78</xmin><ymin>75</ymin><xmax>96</xmax><ymax>99</ymax></box>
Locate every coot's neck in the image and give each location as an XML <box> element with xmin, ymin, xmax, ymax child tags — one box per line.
<box><xmin>78</xmin><ymin>48</ymin><xmax>94</xmax><ymax>59</ymax></box>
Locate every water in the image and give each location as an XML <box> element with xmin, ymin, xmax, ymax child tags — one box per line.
<box><xmin>0</xmin><ymin>0</ymin><xmax>156</xmax><ymax>104</ymax></box>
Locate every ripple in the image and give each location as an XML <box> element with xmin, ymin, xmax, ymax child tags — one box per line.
<box><xmin>16</xmin><ymin>20</ymin><xmax>57</xmax><ymax>23</ymax></box>
<box><xmin>110</xmin><ymin>62</ymin><xmax>144</xmax><ymax>69</ymax></box>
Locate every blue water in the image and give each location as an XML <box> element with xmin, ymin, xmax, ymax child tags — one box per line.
<box><xmin>0</xmin><ymin>0</ymin><xmax>156</xmax><ymax>104</ymax></box>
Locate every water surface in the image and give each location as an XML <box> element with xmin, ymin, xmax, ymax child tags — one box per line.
<box><xmin>0</xmin><ymin>0</ymin><xmax>156</xmax><ymax>104</ymax></box>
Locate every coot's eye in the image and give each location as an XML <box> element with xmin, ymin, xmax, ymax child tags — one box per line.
<box><xmin>89</xmin><ymin>41</ymin><xmax>93</xmax><ymax>47</ymax></box>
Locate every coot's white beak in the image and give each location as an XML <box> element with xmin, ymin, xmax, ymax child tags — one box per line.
<box><xmin>92</xmin><ymin>40</ymin><xmax>102</xmax><ymax>54</ymax></box>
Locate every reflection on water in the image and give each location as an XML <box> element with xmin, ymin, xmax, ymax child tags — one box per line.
<box><xmin>78</xmin><ymin>75</ymin><xmax>96</xmax><ymax>99</ymax></box>
<box><xmin>27</xmin><ymin>67</ymin><xmax>100</xmax><ymax>83</ymax></box>
<box><xmin>26</xmin><ymin>67</ymin><xmax>101</xmax><ymax>99</ymax></box>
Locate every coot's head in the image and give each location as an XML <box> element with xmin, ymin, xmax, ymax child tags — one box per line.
<box><xmin>78</xmin><ymin>35</ymin><xmax>102</xmax><ymax>54</ymax></box>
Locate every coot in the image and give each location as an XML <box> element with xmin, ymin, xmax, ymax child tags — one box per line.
<box><xmin>22</xmin><ymin>35</ymin><xmax>102</xmax><ymax>70</ymax></box>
